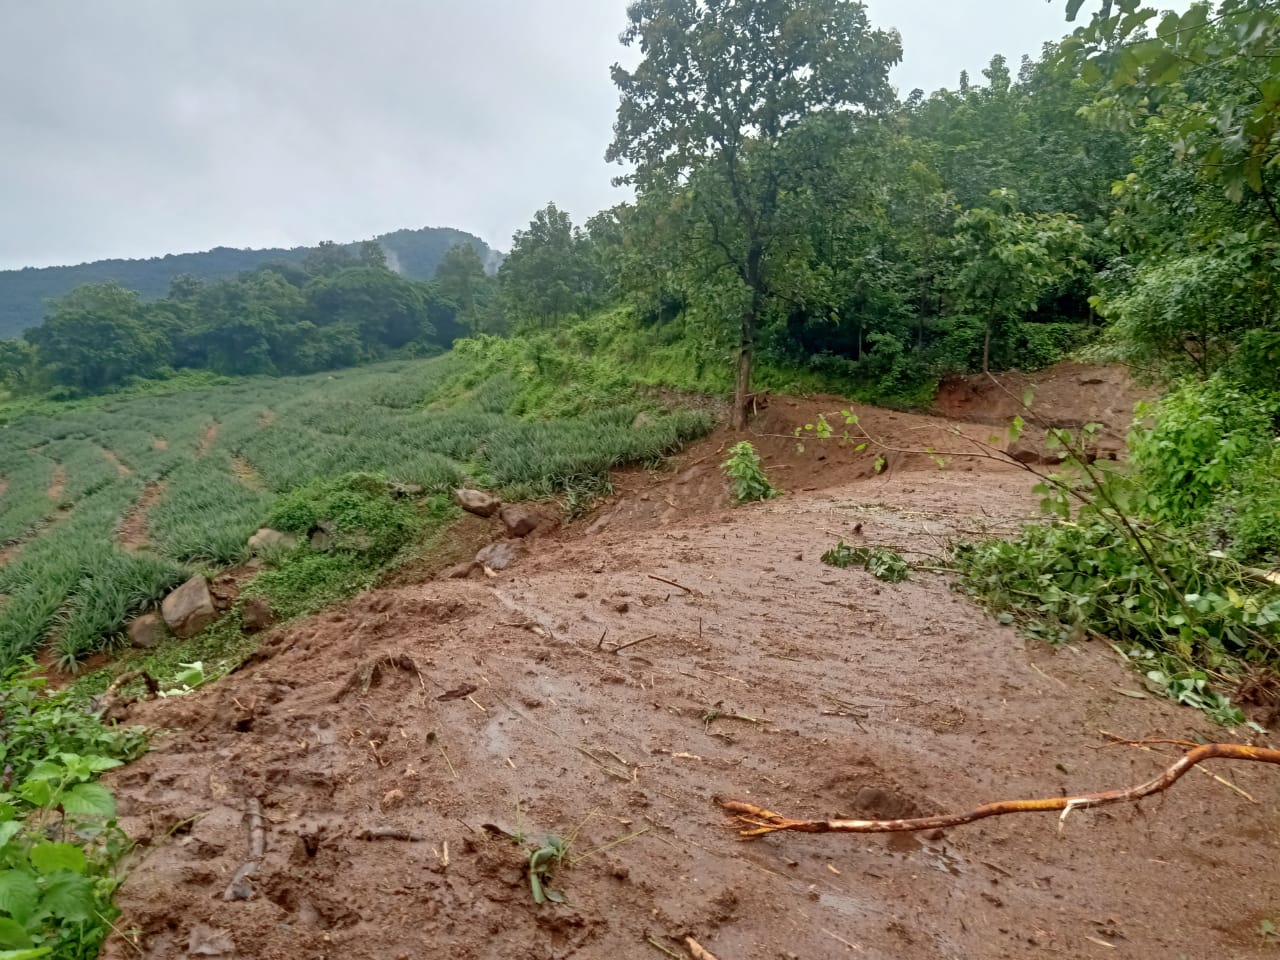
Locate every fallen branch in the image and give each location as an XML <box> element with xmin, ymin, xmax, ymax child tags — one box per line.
<box><xmin>90</xmin><ymin>669</ymin><xmax>160</xmax><ymax>719</ymax></box>
<box><xmin>358</xmin><ymin>827</ymin><xmax>427</xmax><ymax>842</ymax></box>
<box><xmin>222</xmin><ymin>798</ymin><xmax>266</xmax><ymax>900</ymax></box>
<box><xmin>723</xmin><ymin>743</ymin><xmax>1280</xmax><ymax>838</ymax></box>
<box><xmin>648</xmin><ymin>574</ymin><xmax>693</xmax><ymax>594</ymax></box>
<box><xmin>686</xmin><ymin>937</ymin><xmax>721</xmax><ymax>960</ymax></box>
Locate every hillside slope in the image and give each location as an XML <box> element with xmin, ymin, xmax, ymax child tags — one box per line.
<box><xmin>98</xmin><ymin>372</ymin><xmax>1280</xmax><ymax>960</ymax></box>
<box><xmin>0</xmin><ymin>226</ymin><xmax>496</xmax><ymax>338</ymax></box>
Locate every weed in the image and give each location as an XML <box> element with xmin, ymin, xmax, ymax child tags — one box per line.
<box><xmin>722</xmin><ymin>441</ymin><xmax>780</xmax><ymax>504</ymax></box>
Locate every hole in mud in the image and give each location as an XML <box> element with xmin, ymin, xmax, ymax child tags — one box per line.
<box><xmin>234</xmin><ymin>717</ymin><xmax>254</xmax><ymax>733</ymax></box>
<box><xmin>822</xmin><ymin>776</ymin><xmax>928</xmax><ymax>821</ymax></box>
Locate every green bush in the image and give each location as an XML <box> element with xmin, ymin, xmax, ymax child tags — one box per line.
<box><xmin>722</xmin><ymin>442</ymin><xmax>780</xmax><ymax>504</ymax></box>
<box><xmin>1129</xmin><ymin>377</ymin><xmax>1278</xmax><ymax>525</ymax></box>
<box><xmin>267</xmin><ymin>473</ymin><xmax>422</xmax><ymax>561</ymax></box>
<box><xmin>1207</xmin><ymin>442</ymin><xmax>1280</xmax><ymax>564</ymax></box>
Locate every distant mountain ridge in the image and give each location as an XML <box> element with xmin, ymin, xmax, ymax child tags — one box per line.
<box><xmin>0</xmin><ymin>226</ymin><xmax>500</xmax><ymax>338</ymax></box>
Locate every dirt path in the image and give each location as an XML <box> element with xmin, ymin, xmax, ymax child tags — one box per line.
<box><xmin>117</xmin><ymin>482</ymin><xmax>165</xmax><ymax>552</ymax></box>
<box><xmin>102</xmin><ymin>448</ymin><xmax>132</xmax><ymax>478</ymax></box>
<box><xmin>47</xmin><ymin>463</ymin><xmax>66</xmax><ymax>501</ymax></box>
<box><xmin>231</xmin><ymin>455</ymin><xmax>266</xmax><ymax>491</ymax></box>
<box><xmin>100</xmin><ymin>374</ymin><xmax>1280</xmax><ymax>960</ymax></box>
<box><xmin>197</xmin><ymin>422</ymin><xmax>221</xmax><ymax>458</ymax></box>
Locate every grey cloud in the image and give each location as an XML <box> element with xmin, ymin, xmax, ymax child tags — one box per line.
<box><xmin>0</xmin><ymin>0</ymin><xmax>1181</xmax><ymax>270</ymax></box>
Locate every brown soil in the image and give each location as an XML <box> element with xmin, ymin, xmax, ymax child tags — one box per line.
<box><xmin>47</xmin><ymin>463</ymin><xmax>66</xmax><ymax>501</ymax></box>
<box><xmin>102</xmin><ymin>448</ymin><xmax>133</xmax><ymax>478</ymax></box>
<box><xmin>100</xmin><ymin>364</ymin><xmax>1280</xmax><ymax>960</ymax></box>
<box><xmin>259</xmin><ymin>409</ymin><xmax>276</xmax><ymax>428</ymax></box>
<box><xmin>197</xmin><ymin>422</ymin><xmax>221</xmax><ymax>458</ymax></box>
<box><xmin>231</xmin><ymin>455</ymin><xmax>266</xmax><ymax>492</ymax></box>
<box><xmin>117</xmin><ymin>482</ymin><xmax>165</xmax><ymax>552</ymax></box>
<box><xmin>153</xmin><ymin>437</ymin><xmax>169</xmax><ymax>451</ymax></box>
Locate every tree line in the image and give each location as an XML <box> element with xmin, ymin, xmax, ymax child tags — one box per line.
<box><xmin>492</xmin><ymin>0</ymin><xmax>1278</xmax><ymax>416</ymax></box>
<box><xmin>0</xmin><ymin>239</ymin><xmax>500</xmax><ymax>394</ymax></box>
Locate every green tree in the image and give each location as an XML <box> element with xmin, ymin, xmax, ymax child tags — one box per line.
<box><xmin>26</xmin><ymin>282</ymin><xmax>167</xmax><ymax>392</ymax></box>
<box><xmin>948</xmin><ymin>195</ymin><xmax>1089</xmax><ymax>373</ymax></box>
<box><xmin>305</xmin><ymin>267</ymin><xmax>432</xmax><ymax>352</ymax></box>
<box><xmin>499</xmin><ymin>203</ymin><xmax>602</xmax><ymax>325</ymax></box>
<box><xmin>0</xmin><ymin>338</ymin><xmax>39</xmax><ymax>393</ymax></box>
<box><xmin>434</xmin><ymin>242</ymin><xmax>496</xmax><ymax>332</ymax></box>
<box><xmin>607</xmin><ymin>0</ymin><xmax>902</xmax><ymax>427</ymax></box>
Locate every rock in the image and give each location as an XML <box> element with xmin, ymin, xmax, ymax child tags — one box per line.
<box><xmin>476</xmin><ymin>541</ymin><xmax>523</xmax><ymax>571</ymax></box>
<box><xmin>128</xmin><ymin>612</ymin><xmax>167</xmax><ymax>649</ymax></box>
<box><xmin>161</xmin><ymin>576</ymin><xmax>217</xmax><ymax>639</ymax></box>
<box><xmin>499</xmin><ymin>503</ymin><xmax>559</xmax><ymax>539</ymax></box>
<box><xmin>248</xmin><ymin>528</ymin><xmax>297</xmax><ymax>555</ymax></box>
<box><xmin>440</xmin><ymin>560</ymin><xmax>482</xmax><ymax>580</ymax></box>
<box><xmin>1007</xmin><ymin>434</ymin><xmax>1060</xmax><ymax>466</ymax></box>
<box><xmin>209</xmin><ymin>574</ymin><xmax>239</xmax><ymax>611</ymax></box>
<box><xmin>241</xmin><ymin>597</ymin><xmax>275</xmax><ymax>634</ymax></box>
<box><xmin>309</xmin><ymin>520</ymin><xmax>337</xmax><ymax>552</ymax></box>
<box><xmin>187</xmin><ymin>923</ymin><xmax>236</xmax><ymax>957</ymax></box>
<box><xmin>453</xmin><ymin>488</ymin><xmax>501</xmax><ymax>518</ymax></box>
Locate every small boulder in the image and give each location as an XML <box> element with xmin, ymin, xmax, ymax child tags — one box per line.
<box><xmin>476</xmin><ymin>541</ymin><xmax>523</xmax><ymax>571</ymax></box>
<box><xmin>241</xmin><ymin>597</ymin><xmax>275</xmax><ymax>634</ymax></box>
<box><xmin>127</xmin><ymin>612</ymin><xmax>167</xmax><ymax>649</ymax></box>
<box><xmin>499</xmin><ymin>503</ymin><xmax>560</xmax><ymax>539</ymax></box>
<box><xmin>453</xmin><ymin>488</ymin><xmax>501</xmax><ymax>518</ymax></box>
<box><xmin>161</xmin><ymin>576</ymin><xmax>217</xmax><ymax>639</ymax></box>
<box><xmin>440</xmin><ymin>560</ymin><xmax>483</xmax><ymax>580</ymax></box>
<box><xmin>1007</xmin><ymin>434</ymin><xmax>1060</xmax><ymax>466</ymax></box>
<box><xmin>248</xmin><ymin>528</ymin><xmax>297</xmax><ymax>555</ymax></box>
<box><xmin>309</xmin><ymin>520</ymin><xmax>337</xmax><ymax>552</ymax></box>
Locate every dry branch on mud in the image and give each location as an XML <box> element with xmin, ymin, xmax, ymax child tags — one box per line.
<box><xmin>723</xmin><ymin>742</ymin><xmax>1280</xmax><ymax>838</ymax></box>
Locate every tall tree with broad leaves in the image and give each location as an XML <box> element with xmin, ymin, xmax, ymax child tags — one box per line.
<box><xmin>607</xmin><ymin>0</ymin><xmax>903</xmax><ymax>428</ymax></box>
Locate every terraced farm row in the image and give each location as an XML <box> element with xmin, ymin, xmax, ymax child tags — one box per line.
<box><xmin>0</xmin><ymin>355</ymin><xmax>712</xmax><ymax>670</ymax></box>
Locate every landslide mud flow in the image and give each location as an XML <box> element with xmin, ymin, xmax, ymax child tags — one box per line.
<box><xmin>102</xmin><ymin>374</ymin><xmax>1280</xmax><ymax>960</ymax></box>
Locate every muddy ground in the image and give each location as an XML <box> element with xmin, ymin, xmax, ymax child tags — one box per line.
<box><xmin>101</xmin><ymin>368</ymin><xmax>1280</xmax><ymax>959</ymax></box>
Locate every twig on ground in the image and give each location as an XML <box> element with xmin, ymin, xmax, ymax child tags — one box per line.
<box><xmin>222</xmin><ymin>798</ymin><xmax>266</xmax><ymax>901</ymax></box>
<box><xmin>646</xmin><ymin>936</ymin><xmax>684</xmax><ymax>959</ymax></box>
<box><xmin>613</xmin><ymin>634</ymin><xmax>659</xmax><ymax>653</ymax></box>
<box><xmin>358</xmin><ymin>827</ymin><xmax>427</xmax><ymax>842</ymax></box>
<box><xmin>649</xmin><ymin>574</ymin><xmax>693</xmax><ymax>594</ymax></box>
<box><xmin>724</xmin><ymin>742</ymin><xmax>1280</xmax><ymax>837</ymax></box>
<box><xmin>686</xmin><ymin>937</ymin><xmax>721</xmax><ymax>960</ymax></box>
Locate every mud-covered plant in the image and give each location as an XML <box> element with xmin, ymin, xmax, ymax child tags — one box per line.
<box><xmin>527</xmin><ymin>835</ymin><xmax>569</xmax><ymax>905</ymax></box>
<box><xmin>721</xmin><ymin>441</ymin><xmax>779</xmax><ymax>504</ymax></box>
<box><xmin>822</xmin><ymin>542</ymin><xmax>909</xmax><ymax>583</ymax></box>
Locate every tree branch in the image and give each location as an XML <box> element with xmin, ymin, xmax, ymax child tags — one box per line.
<box><xmin>723</xmin><ymin>742</ymin><xmax>1280</xmax><ymax>838</ymax></box>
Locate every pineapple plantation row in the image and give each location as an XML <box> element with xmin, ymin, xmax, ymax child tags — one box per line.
<box><xmin>0</xmin><ymin>355</ymin><xmax>712</xmax><ymax>670</ymax></box>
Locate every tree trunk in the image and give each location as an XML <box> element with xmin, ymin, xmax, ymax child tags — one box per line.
<box><xmin>732</xmin><ymin>242</ymin><xmax>765</xmax><ymax>431</ymax></box>
<box><xmin>982</xmin><ymin>323</ymin><xmax>991</xmax><ymax>375</ymax></box>
<box><xmin>731</xmin><ymin>338</ymin><xmax>753</xmax><ymax>430</ymax></box>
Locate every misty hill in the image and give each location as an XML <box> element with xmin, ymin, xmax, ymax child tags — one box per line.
<box><xmin>0</xmin><ymin>226</ymin><xmax>499</xmax><ymax>338</ymax></box>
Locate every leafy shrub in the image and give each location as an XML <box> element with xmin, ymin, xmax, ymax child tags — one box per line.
<box><xmin>822</xmin><ymin>542</ymin><xmax>909</xmax><ymax>582</ymax></box>
<box><xmin>1206</xmin><ymin>442</ymin><xmax>1280</xmax><ymax>564</ymax></box>
<box><xmin>0</xmin><ymin>660</ymin><xmax>144</xmax><ymax>958</ymax></box>
<box><xmin>1129</xmin><ymin>377</ymin><xmax>1277</xmax><ymax>525</ymax></box>
<box><xmin>721</xmin><ymin>442</ymin><xmax>779</xmax><ymax>504</ymax></box>
<box><xmin>267</xmin><ymin>473</ymin><xmax>422</xmax><ymax>560</ymax></box>
<box><xmin>956</xmin><ymin>520</ymin><xmax>1280</xmax><ymax>725</ymax></box>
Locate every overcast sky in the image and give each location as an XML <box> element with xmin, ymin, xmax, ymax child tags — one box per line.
<box><xmin>0</xmin><ymin>1</ymin><xmax>1182</xmax><ymax>270</ymax></box>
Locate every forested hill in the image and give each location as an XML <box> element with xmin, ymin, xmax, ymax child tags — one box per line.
<box><xmin>0</xmin><ymin>226</ymin><xmax>497</xmax><ymax>338</ymax></box>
